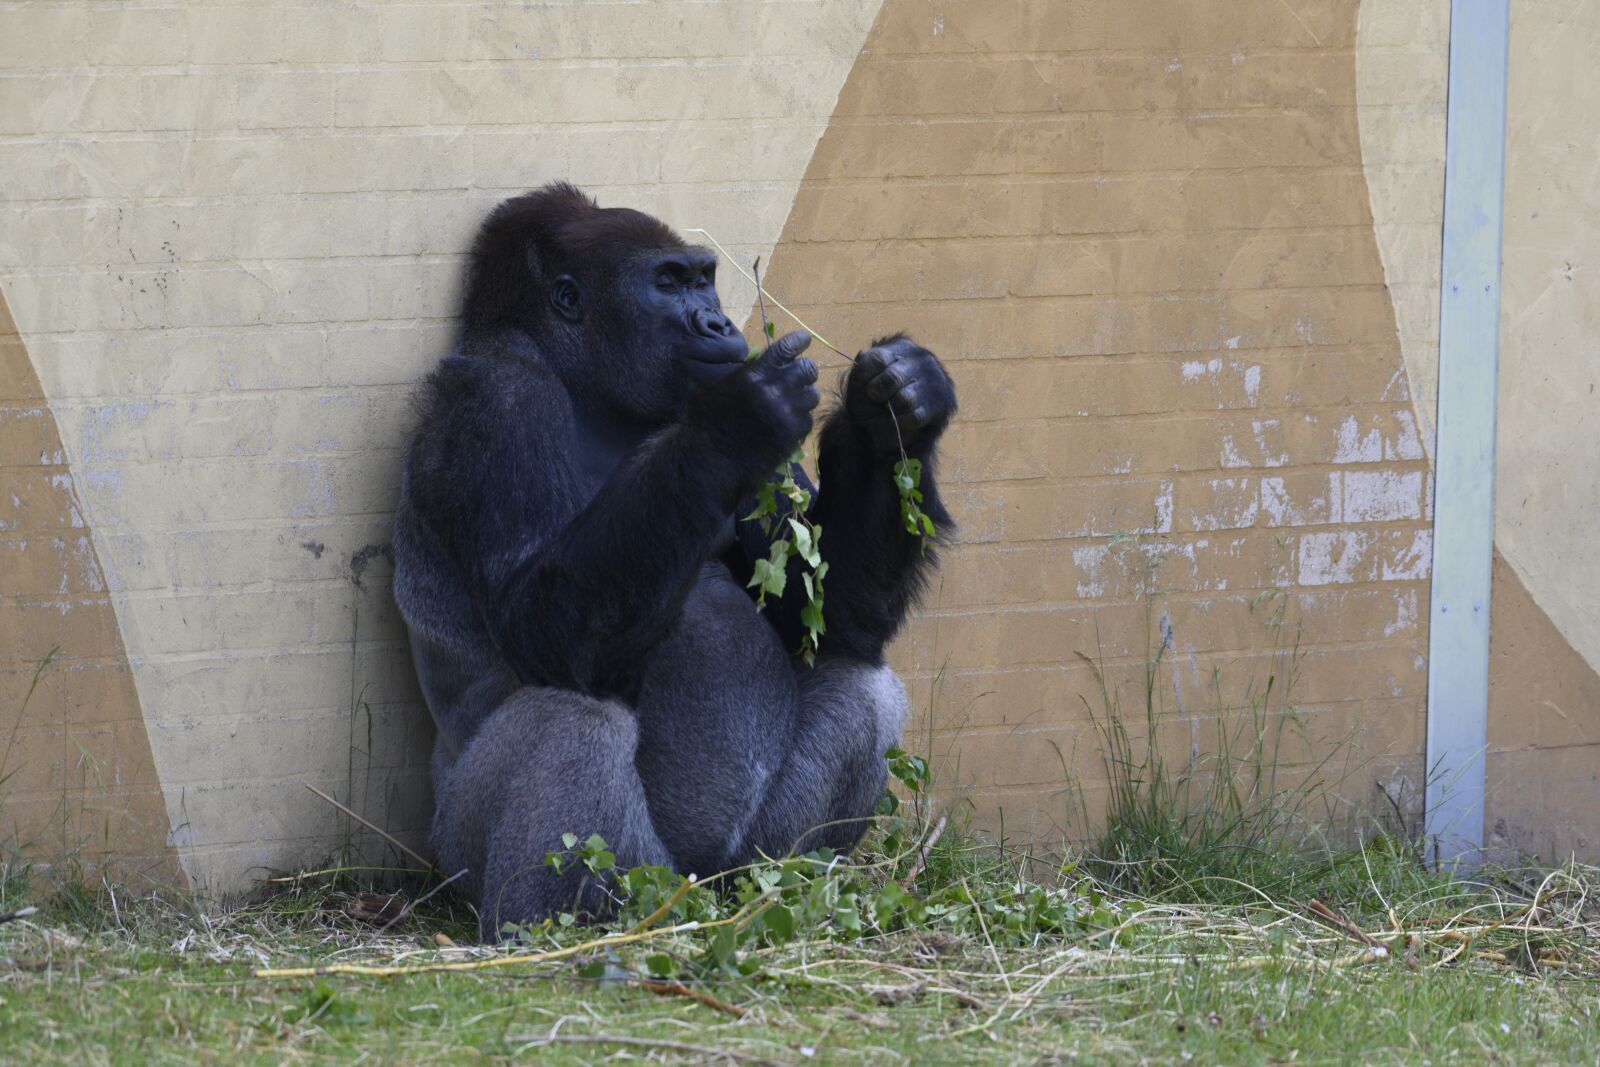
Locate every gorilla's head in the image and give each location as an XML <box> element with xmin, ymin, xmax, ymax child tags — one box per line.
<box><xmin>461</xmin><ymin>183</ymin><xmax>748</xmax><ymax>425</ymax></box>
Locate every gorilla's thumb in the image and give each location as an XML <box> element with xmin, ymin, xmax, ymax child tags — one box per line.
<box><xmin>762</xmin><ymin>330</ymin><xmax>812</xmax><ymax>367</ymax></box>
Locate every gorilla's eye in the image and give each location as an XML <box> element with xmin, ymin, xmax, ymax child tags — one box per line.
<box><xmin>655</xmin><ymin>272</ymin><xmax>677</xmax><ymax>291</ymax></box>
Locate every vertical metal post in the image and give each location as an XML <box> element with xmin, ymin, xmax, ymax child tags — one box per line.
<box><xmin>1425</xmin><ymin>0</ymin><xmax>1510</xmax><ymax>865</ymax></box>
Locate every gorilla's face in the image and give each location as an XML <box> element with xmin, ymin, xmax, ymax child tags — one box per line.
<box><xmin>637</xmin><ymin>247</ymin><xmax>748</xmax><ymax>372</ymax></box>
<box><xmin>575</xmin><ymin>247</ymin><xmax>749</xmax><ymax>424</ymax></box>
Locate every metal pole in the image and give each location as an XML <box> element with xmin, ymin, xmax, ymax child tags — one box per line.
<box><xmin>1425</xmin><ymin>0</ymin><xmax>1510</xmax><ymax>866</ymax></box>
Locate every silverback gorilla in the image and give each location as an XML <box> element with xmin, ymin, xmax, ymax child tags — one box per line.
<box><xmin>392</xmin><ymin>183</ymin><xmax>956</xmax><ymax>939</ymax></box>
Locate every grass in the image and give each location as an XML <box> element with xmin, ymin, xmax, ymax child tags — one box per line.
<box><xmin>2</xmin><ymin>828</ymin><xmax>1598</xmax><ymax>1065</ymax></box>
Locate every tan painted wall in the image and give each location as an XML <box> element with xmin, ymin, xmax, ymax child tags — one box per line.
<box><xmin>1</xmin><ymin>0</ymin><xmax>1596</xmax><ymax>891</ymax></box>
<box><xmin>759</xmin><ymin>0</ymin><xmax>1431</xmax><ymax>845</ymax></box>
<box><xmin>1355</xmin><ymin>0</ymin><xmax>1600</xmax><ymax>860</ymax></box>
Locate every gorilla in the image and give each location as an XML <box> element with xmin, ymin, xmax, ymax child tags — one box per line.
<box><xmin>392</xmin><ymin>183</ymin><xmax>956</xmax><ymax>939</ymax></box>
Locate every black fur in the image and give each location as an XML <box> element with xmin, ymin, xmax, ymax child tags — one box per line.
<box><xmin>392</xmin><ymin>183</ymin><xmax>957</xmax><ymax>939</ymax></box>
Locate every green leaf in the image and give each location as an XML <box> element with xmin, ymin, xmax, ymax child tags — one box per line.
<box><xmin>765</xmin><ymin>320</ymin><xmax>777</xmax><ymax>339</ymax></box>
<box><xmin>744</xmin><ymin>480</ymin><xmax>778</xmax><ymax>524</ymax></box>
<box><xmin>765</xmin><ymin>903</ymin><xmax>795</xmax><ymax>942</ymax></box>
<box><xmin>709</xmin><ymin>926</ymin><xmax>737</xmax><ymax>967</ymax></box>
<box><xmin>561</xmin><ymin>832</ymin><xmax>578</xmax><ymax>850</ymax></box>
<box><xmin>800</xmin><ymin>598</ymin><xmax>825</xmax><ymax>637</ymax></box>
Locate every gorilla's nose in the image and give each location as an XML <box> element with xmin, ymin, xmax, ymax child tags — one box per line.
<box><xmin>691</xmin><ymin>307</ymin><xmax>737</xmax><ymax>339</ymax></box>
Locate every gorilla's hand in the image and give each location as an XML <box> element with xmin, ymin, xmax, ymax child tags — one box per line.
<box><xmin>845</xmin><ymin>335</ymin><xmax>956</xmax><ymax>454</ymax></box>
<box><xmin>688</xmin><ymin>330</ymin><xmax>820</xmax><ymax>476</ymax></box>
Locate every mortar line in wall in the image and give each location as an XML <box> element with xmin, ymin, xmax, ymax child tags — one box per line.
<box><xmin>923</xmin><ymin>704</ymin><xmax>1426</xmax><ymax>744</ymax></box>
<box><xmin>5</xmin><ymin>284</ymin><xmax>1407</xmax><ymax>330</ymax></box>
<box><xmin>12</xmin><ymin>373</ymin><xmax>1424</xmax><ymax>407</ymax></box>
<box><xmin>20</xmin><ymin>346</ymin><xmax>1413</xmax><ymax>403</ymax></box>
<box><xmin>1</xmin><ymin>222</ymin><xmax>1416</xmax><ymax>271</ymax></box>
<box><xmin>0</xmin><ymin>167</ymin><xmax>1379</xmax><ymax>206</ymax></box>
<box><xmin>0</xmin><ymin>101</ymin><xmax>1405</xmax><ymax>141</ymax></box>
<box><xmin>0</xmin><ymin>47</ymin><xmax>1378</xmax><ymax>76</ymax></box>
<box><xmin>21</xmin><ymin>497</ymin><xmax>1426</xmax><ymax>536</ymax></box>
<box><xmin>101</xmin><ymin>572</ymin><xmax>1430</xmax><ymax>611</ymax></box>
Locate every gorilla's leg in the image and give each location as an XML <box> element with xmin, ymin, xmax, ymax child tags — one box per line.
<box><xmin>734</xmin><ymin>661</ymin><xmax>909</xmax><ymax>861</ymax></box>
<box><xmin>430</xmin><ymin>687</ymin><xmax>672</xmax><ymax>940</ymax></box>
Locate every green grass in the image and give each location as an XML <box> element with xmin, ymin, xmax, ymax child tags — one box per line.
<box><xmin>2</xmin><ymin>838</ymin><xmax>1597</xmax><ymax>1066</ymax></box>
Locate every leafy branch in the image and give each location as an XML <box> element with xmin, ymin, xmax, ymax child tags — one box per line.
<box><xmin>744</xmin><ymin>259</ymin><xmax>827</xmax><ymax>664</ymax></box>
<box><xmin>693</xmin><ymin>237</ymin><xmax>938</xmax><ymax>664</ymax></box>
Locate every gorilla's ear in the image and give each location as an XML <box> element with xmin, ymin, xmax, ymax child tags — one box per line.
<box><xmin>550</xmin><ymin>275</ymin><xmax>582</xmax><ymax>323</ymax></box>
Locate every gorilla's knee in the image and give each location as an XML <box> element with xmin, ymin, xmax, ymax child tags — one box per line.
<box><xmin>431</xmin><ymin>688</ymin><xmax>671</xmax><ymax>939</ymax></box>
<box><xmin>801</xmin><ymin>660</ymin><xmax>909</xmax><ymax>759</ymax></box>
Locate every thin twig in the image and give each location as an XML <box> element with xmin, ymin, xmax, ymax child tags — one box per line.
<box><xmin>515</xmin><ymin>1034</ymin><xmax>781</xmax><ymax>1065</ymax></box>
<box><xmin>376</xmin><ymin>868</ymin><xmax>469</xmax><ymax>934</ymax></box>
<box><xmin>899</xmin><ymin>815</ymin><xmax>947</xmax><ymax>890</ymax></box>
<box><xmin>255</xmin><ymin>899</ymin><xmax>774</xmax><ymax>979</ymax></box>
<box><xmin>962</xmin><ymin>876</ymin><xmax>1014</xmax><ymax>998</ymax></box>
<box><xmin>684</xmin><ymin>227</ymin><xmax>850</xmax><ymax>360</ymax></box>
<box><xmin>1294</xmin><ymin>898</ymin><xmax>1381</xmax><ymax>948</ymax></box>
<box><xmin>753</xmin><ymin>256</ymin><xmax>772</xmax><ymax>344</ymax></box>
<box><xmin>0</xmin><ymin>906</ymin><xmax>38</xmax><ymax>926</ymax></box>
<box><xmin>304</xmin><ymin>783</ymin><xmax>441</xmax><ymax>876</ymax></box>
<box><xmin>623</xmin><ymin>875</ymin><xmax>698</xmax><ymax>935</ymax></box>
<box><xmin>639</xmin><ymin>978</ymin><xmax>748</xmax><ymax>1018</ymax></box>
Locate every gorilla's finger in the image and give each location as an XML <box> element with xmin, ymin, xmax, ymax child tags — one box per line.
<box><xmin>792</xmin><ymin>358</ymin><xmax>820</xmax><ymax>386</ymax></box>
<box><xmin>864</xmin><ymin>359</ymin><xmax>914</xmax><ymax>403</ymax></box>
<box><xmin>854</xmin><ymin>344</ymin><xmax>903</xmax><ymax>377</ymax></box>
<box><xmin>888</xmin><ymin>382</ymin><xmax>922</xmax><ymax>416</ymax></box>
<box><xmin>801</xmin><ymin>385</ymin><xmax>822</xmax><ymax>411</ymax></box>
<box><xmin>764</xmin><ymin>330</ymin><xmax>812</xmax><ymax>366</ymax></box>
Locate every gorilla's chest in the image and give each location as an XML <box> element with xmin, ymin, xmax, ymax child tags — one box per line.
<box><xmin>635</xmin><ymin>562</ymin><xmax>797</xmax><ymax>727</ymax></box>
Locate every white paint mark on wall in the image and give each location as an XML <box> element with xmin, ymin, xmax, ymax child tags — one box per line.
<box><xmin>1333</xmin><ymin>414</ymin><xmax>1384</xmax><ymax>463</ymax></box>
<box><xmin>1385</xmin><ymin>590</ymin><xmax>1418</xmax><ymax>637</ymax></box>
<box><xmin>1072</xmin><ymin>544</ymin><xmax>1108</xmax><ymax>598</ymax></box>
<box><xmin>1384</xmin><ymin>528</ymin><xmax>1433</xmax><ymax>582</ymax></box>
<box><xmin>1298</xmin><ymin>529</ymin><xmax>1376</xmax><ymax>586</ymax></box>
<box><xmin>1344</xmin><ymin>469</ymin><xmax>1423</xmax><ymax>523</ymax></box>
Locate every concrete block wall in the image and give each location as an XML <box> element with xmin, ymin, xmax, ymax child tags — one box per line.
<box><xmin>0</xmin><ymin>0</ymin><xmax>881</xmax><ymax>895</ymax></box>
<box><xmin>760</xmin><ymin>0</ymin><xmax>1433</xmax><ymax>844</ymax></box>
<box><xmin>1</xmin><ymin>0</ymin><xmax>1596</xmax><ymax>893</ymax></box>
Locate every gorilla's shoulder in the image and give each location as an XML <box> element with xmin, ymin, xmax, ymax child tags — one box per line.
<box><xmin>405</xmin><ymin>348</ymin><xmax>575</xmax><ymax>516</ymax></box>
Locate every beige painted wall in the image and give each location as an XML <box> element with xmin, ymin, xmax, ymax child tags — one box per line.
<box><xmin>0</xmin><ymin>0</ymin><xmax>882</xmax><ymax>894</ymax></box>
<box><xmin>1497</xmin><ymin>1</ymin><xmax>1600</xmax><ymax>679</ymax></box>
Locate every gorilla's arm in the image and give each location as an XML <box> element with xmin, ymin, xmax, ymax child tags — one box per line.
<box><xmin>734</xmin><ymin>336</ymin><xmax>956</xmax><ymax>664</ymax></box>
<box><xmin>431</xmin><ymin>344</ymin><xmax>816</xmax><ymax>703</ymax></box>
<box><xmin>484</xmin><ymin>421</ymin><xmax>747</xmax><ymax>702</ymax></box>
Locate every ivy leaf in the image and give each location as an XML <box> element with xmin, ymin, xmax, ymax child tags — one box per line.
<box><xmin>765</xmin><ymin>903</ymin><xmax>795</xmax><ymax>942</ymax></box>
<box><xmin>800</xmin><ymin>597</ymin><xmax>825</xmax><ymax>639</ymax></box>
<box><xmin>745</xmin><ymin>479</ymin><xmax>778</xmax><ymax>526</ymax></box>
<box><xmin>790</xmin><ymin>519</ymin><xmax>822</xmax><ymax>568</ymax></box>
